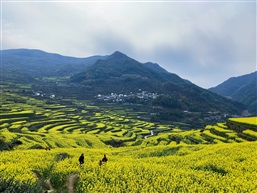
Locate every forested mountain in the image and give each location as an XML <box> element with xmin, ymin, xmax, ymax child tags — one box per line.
<box><xmin>209</xmin><ymin>72</ymin><xmax>257</xmax><ymax>114</ymax></box>
<box><xmin>70</xmin><ymin>51</ymin><xmax>188</xmax><ymax>93</ymax></box>
<box><xmin>1</xmin><ymin>48</ymin><xmax>246</xmax><ymax>117</ymax></box>
<box><xmin>70</xmin><ymin>51</ymin><xmax>245</xmax><ymax>114</ymax></box>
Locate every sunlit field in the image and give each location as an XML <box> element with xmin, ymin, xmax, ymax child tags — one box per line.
<box><xmin>1</xmin><ymin>89</ymin><xmax>257</xmax><ymax>192</ymax></box>
<box><xmin>1</xmin><ymin>142</ymin><xmax>257</xmax><ymax>193</ymax></box>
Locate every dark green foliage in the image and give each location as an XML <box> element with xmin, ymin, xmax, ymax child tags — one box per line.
<box><xmin>28</xmin><ymin>144</ymin><xmax>45</xmax><ymax>150</ymax></box>
<box><xmin>158</xmin><ymin>111</ymin><xmax>184</xmax><ymax>121</ymax></box>
<box><xmin>168</xmin><ymin>134</ymin><xmax>183</xmax><ymax>144</ymax></box>
<box><xmin>210</xmin><ymin>128</ymin><xmax>229</xmax><ymax>139</ymax></box>
<box><xmin>237</xmin><ymin>133</ymin><xmax>256</xmax><ymax>141</ymax></box>
<box><xmin>200</xmin><ymin>133</ymin><xmax>215</xmax><ymax>144</ymax></box>
<box><xmin>56</xmin><ymin>152</ymin><xmax>71</xmax><ymax>161</ymax></box>
<box><xmin>152</xmin><ymin>95</ymin><xmax>180</xmax><ymax>109</ymax></box>
<box><xmin>0</xmin><ymin>178</ymin><xmax>43</xmax><ymax>193</ymax></box>
<box><xmin>0</xmin><ymin>138</ymin><xmax>23</xmax><ymax>151</ymax></box>
<box><xmin>139</xmin><ymin>146</ymin><xmax>182</xmax><ymax>158</ymax></box>
<box><xmin>0</xmin><ymin>139</ymin><xmax>10</xmax><ymax>151</ymax></box>
<box><xmin>104</xmin><ymin>139</ymin><xmax>125</xmax><ymax>147</ymax></box>
<box><xmin>185</xmin><ymin>134</ymin><xmax>205</xmax><ymax>144</ymax></box>
<box><xmin>194</xmin><ymin>164</ymin><xmax>228</xmax><ymax>176</ymax></box>
<box><xmin>0</xmin><ymin>112</ymin><xmax>34</xmax><ymax>119</ymax></box>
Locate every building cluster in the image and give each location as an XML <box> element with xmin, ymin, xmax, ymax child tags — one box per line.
<box><xmin>203</xmin><ymin>110</ymin><xmax>250</xmax><ymax>121</ymax></box>
<box><xmin>33</xmin><ymin>91</ymin><xmax>56</xmax><ymax>99</ymax></box>
<box><xmin>96</xmin><ymin>91</ymin><xmax>159</xmax><ymax>103</ymax></box>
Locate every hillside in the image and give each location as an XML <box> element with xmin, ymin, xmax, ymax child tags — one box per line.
<box><xmin>70</xmin><ymin>51</ymin><xmax>187</xmax><ymax>93</ymax></box>
<box><xmin>144</xmin><ymin>61</ymin><xmax>169</xmax><ymax>74</ymax></box>
<box><xmin>209</xmin><ymin>71</ymin><xmax>257</xmax><ymax>114</ymax></box>
<box><xmin>1</xmin><ymin>48</ymin><xmax>246</xmax><ymax>125</ymax></box>
<box><xmin>71</xmin><ymin>51</ymin><xmax>245</xmax><ymax>115</ymax></box>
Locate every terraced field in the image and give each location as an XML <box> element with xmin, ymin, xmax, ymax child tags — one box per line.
<box><xmin>1</xmin><ymin>89</ymin><xmax>257</xmax><ymax>150</ymax></box>
<box><xmin>0</xmin><ymin>90</ymin><xmax>160</xmax><ymax>149</ymax></box>
<box><xmin>1</xmin><ymin>88</ymin><xmax>257</xmax><ymax>193</ymax></box>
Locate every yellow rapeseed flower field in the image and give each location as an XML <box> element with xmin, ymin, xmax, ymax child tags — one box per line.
<box><xmin>1</xmin><ymin>142</ymin><xmax>257</xmax><ymax>192</ymax></box>
<box><xmin>229</xmin><ymin>117</ymin><xmax>257</xmax><ymax>126</ymax></box>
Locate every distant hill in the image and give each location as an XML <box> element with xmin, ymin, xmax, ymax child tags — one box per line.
<box><xmin>71</xmin><ymin>51</ymin><xmax>245</xmax><ymax>114</ymax></box>
<box><xmin>209</xmin><ymin>71</ymin><xmax>257</xmax><ymax>114</ymax></box>
<box><xmin>1</xmin><ymin>49</ymin><xmax>106</xmax><ymax>81</ymax></box>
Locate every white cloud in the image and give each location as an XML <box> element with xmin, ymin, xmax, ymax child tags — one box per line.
<box><xmin>2</xmin><ymin>1</ymin><xmax>256</xmax><ymax>88</ymax></box>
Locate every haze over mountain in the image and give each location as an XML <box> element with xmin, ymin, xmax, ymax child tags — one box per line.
<box><xmin>209</xmin><ymin>72</ymin><xmax>257</xmax><ymax>114</ymax></box>
<box><xmin>1</xmin><ymin>49</ymin><xmax>107</xmax><ymax>81</ymax></box>
<box><xmin>1</xmin><ymin>48</ymin><xmax>245</xmax><ymax>117</ymax></box>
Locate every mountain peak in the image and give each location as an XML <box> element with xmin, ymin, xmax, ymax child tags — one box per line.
<box><xmin>109</xmin><ymin>51</ymin><xmax>128</xmax><ymax>59</ymax></box>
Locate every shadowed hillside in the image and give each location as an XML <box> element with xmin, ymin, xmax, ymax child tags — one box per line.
<box><xmin>209</xmin><ymin>71</ymin><xmax>257</xmax><ymax>114</ymax></box>
<box><xmin>70</xmin><ymin>51</ymin><xmax>245</xmax><ymax>115</ymax></box>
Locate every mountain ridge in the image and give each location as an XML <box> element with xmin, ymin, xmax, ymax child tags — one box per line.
<box><xmin>1</xmin><ymin>48</ymin><xmax>246</xmax><ymax>119</ymax></box>
<box><xmin>209</xmin><ymin>71</ymin><xmax>257</xmax><ymax>114</ymax></box>
<box><xmin>1</xmin><ymin>48</ymin><xmax>107</xmax><ymax>79</ymax></box>
<box><xmin>70</xmin><ymin>51</ymin><xmax>189</xmax><ymax>92</ymax></box>
<box><xmin>70</xmin><ymin>50</ymin><xmax>245</xmax><ymax>115</ymax></box>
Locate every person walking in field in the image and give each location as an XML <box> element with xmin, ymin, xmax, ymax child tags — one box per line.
<box><xmin>99</xmin><ymin>154</ymin><xmax>108</xmax><ymax>167</ymax></box>
<box><xmin>102</xmin><ymin>154</ymin><xmax>108</xmax><ymax>162</ymax></box>
<box><xmin>79</xmin><ymin>153</ymin><xmax>84</xmax><ymax>165</ymax></box>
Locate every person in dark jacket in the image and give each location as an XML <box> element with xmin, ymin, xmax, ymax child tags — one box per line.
<box><xmin>101</xmin><ymin>154</ymin><xmax>108</xmax><ymax>162</ymax></box>
<box><xmin>79</xmin><ymin>153</ymin><xmax>84</xmax><ymax>165</ymax></box>
<box><xmin>99</xmin><ymin>154</ymin><xmax>108</xmax><ymax>167</ymax></box>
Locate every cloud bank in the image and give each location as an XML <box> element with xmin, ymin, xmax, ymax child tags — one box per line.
<box><xmin>2</xmin><ymin>1</ymin><xmax>256</xmax><ymax>88</ymax></box>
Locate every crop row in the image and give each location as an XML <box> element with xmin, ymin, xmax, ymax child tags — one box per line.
<box><xmin>1</xmin><ymin>109</ymin><xmax>257</xmax><ymax>148</ymax></box>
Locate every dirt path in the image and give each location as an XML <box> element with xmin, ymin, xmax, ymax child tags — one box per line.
<box><xmin>67</xmin><ymin>173</ymin><xmax>79</xmax><ymax>193</ymax></box>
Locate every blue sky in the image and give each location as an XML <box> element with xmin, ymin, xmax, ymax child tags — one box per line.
<box><xmin>1</xmin><ymin>0</ymin><xmax>256</xmax><ymax>88</ymax></box>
